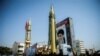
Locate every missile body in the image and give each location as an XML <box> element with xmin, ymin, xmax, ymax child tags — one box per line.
<box><xmin>49</xmin><ymin>6</ymin><xmax>56</xmax><ymax>53</ymax></box>
<box><xmin>25</xmin><ymin>19</ymin><xmax>31</xmax><ymax>48</ymax></box>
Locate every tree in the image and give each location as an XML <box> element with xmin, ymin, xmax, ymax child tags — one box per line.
<box><xmin>0</xmin><ymin>46</ymin><xmax>12</xmax><ymax>55</ymax></box>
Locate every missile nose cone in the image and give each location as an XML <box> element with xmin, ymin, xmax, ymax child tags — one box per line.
<box><xmin>26</xmin><ymin>19</ymin><xmax>31</xmax><ymax>26</ymax></box>
<box><xmin>25</xmin><ymin>21</ymin><xmax>28</xmax><ymax>30</ymax></box>
<box><xmin>51</xmin><ymin>5</ymin><xmax>54</xmax><ymax>14</ymax></box>
<box><xmin>28</xmin><ymin>19</ymin><xmax>31</xmax><ymax>25</ymax></box>
<box><xmin>25</xmin><ymin>18</ymin><xmax>31</xmax><ymax>30</ymax></box>
<box><xmin>50</xmin><ymin>5</ymin><xmax>55</xmax><ymax>15</ymax></box>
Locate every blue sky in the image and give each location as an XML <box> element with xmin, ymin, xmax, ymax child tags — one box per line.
<box><xmin>0</xmin><ymin>0</ymin><xmax>100</xmax><ymax>50</ymax></box>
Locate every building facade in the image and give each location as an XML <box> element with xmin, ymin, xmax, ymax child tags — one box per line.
<box><xmin>75</xmin><ymin>40</ymin><xmax>85</xmax><ymax>56</ymax></box>
<box><xmin>12</xmin><ymin>42</ymin><xmax>25</xmax><ymax>56</ymax></box>
<box><xmin>56</xmin><ymin>17</ymin><xmax>75</xmax><ymax>49</ymax></box>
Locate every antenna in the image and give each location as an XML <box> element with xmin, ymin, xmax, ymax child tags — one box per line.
<box><xmin>51</xmin><ymin>0</ymin><xmax>54</xmax><ymax>6</ymax></box>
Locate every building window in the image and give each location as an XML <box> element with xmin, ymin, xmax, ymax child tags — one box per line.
<box><xmin>18</xmin><ymin>45</ymin><xmax>23</xmax><ymax>48</ymax></box>
<box><xmin>18</xmin><ymin>50</ymin><xmax>23</xmax><ymax>52</ymax></box>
